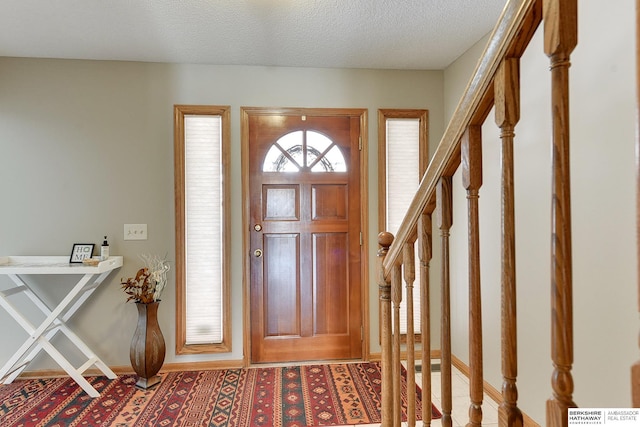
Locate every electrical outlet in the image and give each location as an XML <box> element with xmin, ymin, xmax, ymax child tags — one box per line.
<box><xmin>124</xmin><ymin>224</ymin><xmax>148</xmax><ymax>240</ymax></box>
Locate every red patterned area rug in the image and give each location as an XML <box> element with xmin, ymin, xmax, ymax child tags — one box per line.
<box><xmin>0</xmin><ymin>361</ymin><xmax>441</xmax><ymax>426</ymax></box>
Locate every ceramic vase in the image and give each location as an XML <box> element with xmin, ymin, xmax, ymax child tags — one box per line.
<box><xmin>130</xmin><ymin>301</ymin><xmax>165</xmax><ymax>389</ymax></box>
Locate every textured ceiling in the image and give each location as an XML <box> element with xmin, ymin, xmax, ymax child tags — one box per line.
<box><xmin>0</xmin><ymin>0</ymin><xmax>507</xmax><ymax>70</ymax></box>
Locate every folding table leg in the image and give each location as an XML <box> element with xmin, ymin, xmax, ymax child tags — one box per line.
<box><xmin>0</xmin><ymin>292</ymin><xmax>41</xmax><ymax>383</ymax></box>
<box><xmin>4</xmin><ymin>320</ymin><xmax>116</xmax><ymax>383</ymax></box>
<box><xmin>38</xmin><ymin>338</ymin><xmax>101</xmax><ymax>398</ymax></box>
<box><xmin>0</xmin><ymin>272</ymin><xmax>117</xmax><ymax>396</ymax></box>
<box><xmin>0</xmin><ymin>273</ymin><xmax>87</xmax><ymax>382</ymax></box>
<box><xmin>55</xmin><ymin>325</ymin><xmax>116</xmax><ymax>379</ymax></box>
<box><xmin>16</xmin><ymin>273</ymin><xmax>117</xmax><ymax>380</ymax></box>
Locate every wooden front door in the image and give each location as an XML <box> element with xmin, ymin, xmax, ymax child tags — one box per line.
<box><xmin>248</xmin><ymin>111</ymin><xmax>363</xmax><ymax>363</ymax></box>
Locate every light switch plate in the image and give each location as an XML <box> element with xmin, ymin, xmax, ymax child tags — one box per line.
<box><xmin>124</xmin><ymin>224</ymin><xmax>147</xmax><ymax>240</ymax></box>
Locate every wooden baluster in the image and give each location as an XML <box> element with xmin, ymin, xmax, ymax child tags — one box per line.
<box><xmin>437</xmin><ymin>176</ymin><xmax>454</xmax><ymax>427</ymax></box>
<box><xmin>392</xmin><ymin>261</ymin><xmax>403</xmax><ymax>427</ymax></box>
<box><xmin>378</xmin><ymin>232</ymin><xmax>394</xmax><ymax>427</ymax></box>
<box><xmin>419</xmin><ymin>212</ymin><xmax>434</xmax><ymax>426</ymax></box>
<box><xmin>543</xmin><ymin>0</ymin><xmax>578</xmax><ymax>425</ymax></box>
<box><xmin>634</xmin><ymin>0</ymin><xmax>640</xmax><ymax>408</ymax></box>
<box><xmin>495</xmin><ymin>57</ymin><xmax>524</xmax><ymax>427</ymax></box>
<box><xmin>403</xmin><ymin>237</ymin><xmax>417</xmax><ymax>427</ymax></box>
<box><xmin>461</xmin><ymin>125</ymin><xmax>484</xmax><ymax>427</ymax></box>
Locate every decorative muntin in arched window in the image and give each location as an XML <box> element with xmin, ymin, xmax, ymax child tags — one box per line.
<box><xmin>262</xmin><ymin>130</ymin><xmax>347</xmax><ymax>172</ymax></box>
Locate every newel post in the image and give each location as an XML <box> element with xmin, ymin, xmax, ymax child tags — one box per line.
<box><xmin>378</xmin><ymin>231</ymin><xmax>394</xmax><ymax>427</ymax></box>
<box><xmin>544</xmin><ymin>0</ymin><xmax>578</xmax><ymax>425</ymax></box>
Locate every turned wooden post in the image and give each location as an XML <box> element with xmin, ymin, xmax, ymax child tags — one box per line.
<box><xmin>462</xmin><ymin>125</ymin><xmax>483</xmax><ymax>427</ymax></box>
<box><xmin>544</xmin><ymin>0</ymin><xmax>578</xmax><ymax>425</ymax></box>
<box><xmin>419</xmin><ymin>212</ymin><xmax>434</xmax><ymax>426</ymax></box>
<box><xmin>437</xmin><ymin>176</ymin><xmax>454</xmax><ymax>427</ymax></box>
<box><xmin>495</xmin><ymin>57</ymin><xmax>524</xmax><ymax>427</ymax></box>
<box><xmin>634</xmin><ymin>0</ymin><xmax>640</xmax><ymax>408</ymax></box>
<box><xmin>378</xmin><ymin>231</ymin><xmax>394</xmax><ymax>427</ymax></box>
<box><xmin>391</xmin><ymin>261</ymin><xmax>403</xmax><ymax>427</ymax></box>
<box><xmin>403</xmin><ymin>236</ymin><xmax>418</xmax><ymax>427</ymax></box>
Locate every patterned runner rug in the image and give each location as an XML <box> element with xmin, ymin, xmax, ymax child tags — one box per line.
<box><xmin>0</xmin><ymin>361</ymin><xmax>441</xmax><ymax>426</ymax></box>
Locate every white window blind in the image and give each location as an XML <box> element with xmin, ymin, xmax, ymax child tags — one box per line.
<box><xmin>386</xmin><ymin>118</ymin><xmax>422</xmax><ymax>334</ymax></box>
<box><xmin>184</xmin><ymin>115</ymin><xmax>223</xmax><ymax>344</ymax></box>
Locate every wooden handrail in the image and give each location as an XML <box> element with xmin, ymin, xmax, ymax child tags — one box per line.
<box><xmin>382</xmin><ymin>0</ymin><xmax>541</xmax><ymax>276</ymax></box>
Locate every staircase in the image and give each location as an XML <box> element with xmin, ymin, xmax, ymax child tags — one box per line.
<box><xmin>376</xmin><ymin>1</ymin><xmax>639</xmax><ymax>426</ymax></box>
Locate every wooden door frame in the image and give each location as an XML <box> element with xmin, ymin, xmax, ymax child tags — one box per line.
<box><xmin>240</xmin><ymin>106</ymin><xmax>369</xmax><ymax>366</ymax></box>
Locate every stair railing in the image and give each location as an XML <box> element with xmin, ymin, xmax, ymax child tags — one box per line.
<box><xmin>374</xmin><ymin>0</ymin><xmax>620</xmax><ymax>426</ymax></box>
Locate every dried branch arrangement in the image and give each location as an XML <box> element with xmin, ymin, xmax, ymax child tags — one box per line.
<box><xmin>121</xmin><ymin>254</ymin><xmax>170</xmax><ymax>303</ymax></box>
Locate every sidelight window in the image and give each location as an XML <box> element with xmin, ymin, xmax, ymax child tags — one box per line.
<box><xmin>378</xmin><ymin>109</ymin><xmax>429</xmax><ymax>337</ymax></box>
<box><xmin>174</xmin><ymin>105</ymin><xmax>231</xmax><ymax>354</ymax></box>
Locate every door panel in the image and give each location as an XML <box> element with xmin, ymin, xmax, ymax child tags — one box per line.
<box><xmin>264</xmin><ymin>185</ymin><xmax>299</xmax><ymax>220</ymax></box>
<box><xmin>249</xmin><ymin>112</ymin><xmax>362</xmax><ymax>363</ymax></box>
<box><xmin>311</xmin><ymin>184</ymin><xmax>347</xmax><ymax>219</ymax></box>
<box><xmin>264</xmin><ymin>233</ymin><xmax>300</xmax><ymax>337</ymax></box>
<box><xmin>312</xmin><ymin>232</ymin><xmax>349</xmax><ymax>335</ymax></box>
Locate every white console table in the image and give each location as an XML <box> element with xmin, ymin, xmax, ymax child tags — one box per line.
<box><xmin>0</xmin><ymin>256</ymin><xmax>123</xmax><ymax>397</ymax></box>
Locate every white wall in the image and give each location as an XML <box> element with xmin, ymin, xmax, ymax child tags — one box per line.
<box><xmin>443</xmin><ymin>0</ymin><xmax>636</xmax><ymax>422</ymax></box>
<box><xmin>0</xmin><ymin>58</ymin><xmax>445</xmax><ymax>368</ymax></box>
<box><xmin>444</xmin><ymin>37</ymin><xmax>491</xmax><ymax>124</ymax></box>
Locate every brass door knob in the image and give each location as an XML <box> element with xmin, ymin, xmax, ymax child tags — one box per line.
<box><xmin>254</xmin><ymin>249</ymin><xmax>263</xmax><ymax>258</ymax></box>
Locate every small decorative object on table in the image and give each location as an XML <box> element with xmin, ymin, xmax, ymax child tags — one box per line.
<box><xmin>69</xmin><ymin>243</ymin><xmax>95</xmax><ymax>263</ymax></box>
<box><xmin>121</xmin><ymin>254</ymin><xmax>170</xmax><ymax>389</ymax></box>
<box><xmin>100</xmin><ymin>236</ymin><xmax>109</xmax><ymax>260</ymax></box>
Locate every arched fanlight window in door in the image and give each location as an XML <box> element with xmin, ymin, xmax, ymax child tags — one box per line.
<box><xmin>262</xmin><ymin>130</ymin><xmax>347</xmax><ymax>172</ymax></box>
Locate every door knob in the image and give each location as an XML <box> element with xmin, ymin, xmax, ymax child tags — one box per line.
<box><xmin>254</xmin><ymin>249</ymin><xmax>263</xmax><ymax>258</ymax></box>
<box><xmin>254</xmin><ymin>224</ymin><xmax>262</xmax><ymax>232</ymax></box>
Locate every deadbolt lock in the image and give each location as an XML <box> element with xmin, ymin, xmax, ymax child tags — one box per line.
<box><xmin>254</xmin><ymin>249</ymin><xmax>263</xmax><ymax>258</ymax></box>
<box><xmin>254</xmin><ymin>224</ymin><xmax>262</xmax><ymax>232</ymax></box>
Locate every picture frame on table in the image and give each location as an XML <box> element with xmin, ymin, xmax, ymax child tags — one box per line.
<box><xmin>70</xmin><ymin>244</ymin><xmax>95</xmax><ymax>263</ymax></box>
